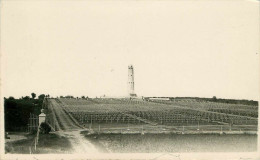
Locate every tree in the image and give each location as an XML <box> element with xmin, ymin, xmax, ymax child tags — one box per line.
<box><xmin>31</xmin><ymin>93</ymin><xmax>36</xmax><ymax>99</ymax></box>
<box><xmin>23</xmin><ymin>96</ymin><xmax>30</xmax><ymax>100</ymax></box>
<box><xmin>38</xmin><ymin>94</ymin><xmax>45</xmax><ymax>100</ymax></box>
<box><xmin>81</xmin><ymin>96</ymin><xmax>85</xmax><ymax>99</ymax></box>
<box><xmin>39</xmin><ymin>122</ymin><xmax>51</xmax><ymax>134</ymax></box>
<box><xmin>8</xmin><ymin>96</ymin><xmax>15</xmax><ymax>100</ymax></box>
<box><xmin>4</xmin><ymin>95</ymin><xmax>43</xmax><ymax>132</ymax></box>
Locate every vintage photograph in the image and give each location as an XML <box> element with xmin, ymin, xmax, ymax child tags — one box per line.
<box><xmin>1</xmin><ymin>0</ymin><xmax>259</xmax><ymax>159</ymax></box>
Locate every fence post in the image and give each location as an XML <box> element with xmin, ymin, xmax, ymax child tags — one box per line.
<box><xmin>91</xmin><ymin>115</ymin><xmax>93</xmax><ymax>126</ymax></box>
<box><xmin>29</xmin><ymin>113</ymin><xmax>31</xmax><ymax>133</ymax></box>
<box><xmin>34</xmin><ymin>137</ymin><xmax>37</xmax><ymax>151</ymax></box>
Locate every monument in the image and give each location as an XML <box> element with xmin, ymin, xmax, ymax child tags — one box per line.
<box><xmin>38</xmin><ymin>109</ymin><xmax>46</xmax><ymax>125</ymax></box>
<box><xmin>128</xmin><ymin>65</ymin><xmax>137</xmax><ymax>97</ymax></box>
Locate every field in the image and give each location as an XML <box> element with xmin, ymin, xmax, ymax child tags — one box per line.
<box><xmin>5</xmin><ymin>96</ymin><xmax>258</xmax><ymax>154</ymax></box>
<box><xmin>5</xmin><ymin>132</ymin><xmax>72</xmax><ymax>154</ymax></box>
<box><xmin>84</xmin><ymin>133</ymin><xmax>257</xmax><ymax>153</ymax></box>
<box><xmin>45</xmin><ymin>98</ymin><xmax>258</xmax><ymax>133</ymax></box>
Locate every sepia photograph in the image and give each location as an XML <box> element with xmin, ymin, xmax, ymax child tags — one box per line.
<box><xmin>0</xmin><ymin>0</ymin><xmax>259</xmax><ymax>159</ymax></box>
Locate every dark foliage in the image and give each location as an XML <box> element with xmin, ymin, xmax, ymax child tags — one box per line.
<box><xmin>38</xmin><ymin>94</ymin><xmax>46</xmax><ymax>100</ymax></box>
<box><xmin>39</xmin><ymin>122</ymin><xmax>51</xmax><ymax>134</ymax></box>
<box><xmin>8</xmin><ymin>96</ymin><xmax>15</xmax><ymax>100</ymax></box>
<box><xmin>65</xmin><ymin>95</ymin><xmax>74</xmax><ymax>98</ymax></box>
<box><xmin>31</xmin><ymin>93</ymin><xmax>36</xmax><ymax>99</ymax></box>
<box><xmin>23</xmin><ymin>96</ymin><xmax>30</xmax><ymax>100</ymax></box>
<box><xmin>4</xmin><ymin>97</ymin><xmax>43</xmax><ymax>131</ymax></box>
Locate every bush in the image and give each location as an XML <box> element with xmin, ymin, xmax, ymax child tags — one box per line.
<box><xmin>39</xmin><ymin>122</ymin><xmax>51</xmax><ymax>134</ymax></box>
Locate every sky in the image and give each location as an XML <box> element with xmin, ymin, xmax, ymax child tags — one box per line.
<box><xmin>1</xmin><ymin>1</ymin><xmax>259</xmax><ymax>100</ymax></box>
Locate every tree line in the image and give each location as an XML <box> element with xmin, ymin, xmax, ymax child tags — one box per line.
<box><xmin>4</xmin><ymin>93</ymin><xmax>90</xmax><ymax>132</ymax></box>
<box><xmin>146</xmin><ymin>96</ymin><xmax>258</xmax><ymax>106</ymax></box>
<box><xmin>4</xmin><ymin>93</ymin><xmax>47</xmax><ymax>132</ymax></box>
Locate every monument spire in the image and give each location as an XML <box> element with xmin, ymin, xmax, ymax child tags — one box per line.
<box><xmin>128</xmin><ymin>65</ymin><xmax>137</xmax><ymax>97</ymax></box>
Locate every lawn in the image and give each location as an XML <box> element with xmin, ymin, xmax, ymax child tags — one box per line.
<box><xmin>84</xmin><ymin>133</ymin><xmax>257</xmax><ymax>153</ymax></box>
<box><xmin>5</xmin><ymin>132</ymin><xmax>72</xmax><ymax>154</ymax></box>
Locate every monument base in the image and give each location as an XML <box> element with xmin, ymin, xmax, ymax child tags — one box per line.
<box><xmin>129</xmin><ymin>93</ymin><xmax>137</xmax><ymax>97</ymax></box>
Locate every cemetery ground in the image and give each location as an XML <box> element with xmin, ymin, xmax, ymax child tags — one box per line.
<box><xmin>4</xmin><ymin>97</ymin><xmax>258</xmax><ymax>154</ymax></box>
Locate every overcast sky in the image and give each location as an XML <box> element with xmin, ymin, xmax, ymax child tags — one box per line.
<box><xmin>1</xmin><ymin>1</ymin><xmax>259</xmax><ymax>100</ymax></box>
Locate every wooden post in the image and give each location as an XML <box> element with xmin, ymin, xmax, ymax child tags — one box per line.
<box><xmin>34</xmin><ymin>138</ymin><xmax>37</xmax><ymax>151</ymax></box>
<box><xmin>91</xmin><ymin>115</ymin><xmax>93</xmax><ymax>127</ymax></box>
<box><xmin>28</xmin><ymin>119</ymin><xmax>30</xmax><ymax>133</ymax></box>
<box><xmin>33</xmin><ymin>114</ymin><xmax>34</xmax><ymax>130</ymax></box>
<box><xmin>32</xmin><ymin>114</ymin><xmax>34</xmax><ymax>131</ymax></box>
<box><xmin>34</xmin><ymin>114</ymin><xmax>36</xmax><ymax>130</ymax></box>
<box><xmin>52</xmin><ymin>113</ymin><xmax>55</xmax><ymax>130</ymax></box>
<box><xmin>54</xmin><ymin>116</ymin><xmax>56</xmax><ymax>131</ymax></box>
<box><xmin>29</xmin><ymin>113</ymin><xmax>32</xmax><ymax>133</ymax></box>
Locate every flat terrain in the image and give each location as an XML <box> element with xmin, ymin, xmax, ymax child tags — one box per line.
<box><xmin>84</xmin><ymin>133</ymin><xmax>257</xmax><ymax>153</ymax></box>
<box><xmin>5</xmin><ymin>132</ymin><xmax>72</xmax><ymax>154</ymax></box>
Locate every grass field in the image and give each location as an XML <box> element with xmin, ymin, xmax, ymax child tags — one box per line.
<box><xmin>5</xmin><ymin>132</ymin><xmax>72</xmax><ymax>154</ymax></box>
<box><xmin>84</xmin><ymin>133</ymin><xmax>257</xmax><ymax>153</ymax></box>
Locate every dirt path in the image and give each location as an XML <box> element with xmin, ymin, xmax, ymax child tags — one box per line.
<box><xmin>57</xmin><ymin>130</ymin><xmax>99</xmax><ymax>153</ymax></box>
<box><xmin>49</xmin><ymin>99</ymin><xmax>99</xmax><ymax>153</ymax></box>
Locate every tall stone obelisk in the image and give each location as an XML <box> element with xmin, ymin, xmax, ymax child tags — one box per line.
<box><xmin>128</xmin><ymin>65</ymin><xmax>137</xmax><ymax>97</ymax></box>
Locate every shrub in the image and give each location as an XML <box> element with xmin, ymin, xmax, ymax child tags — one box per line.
<box><xmin>39</xmin><ymin>122</ymin><xmax>51</xmax><ymax>134</ymax></box>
